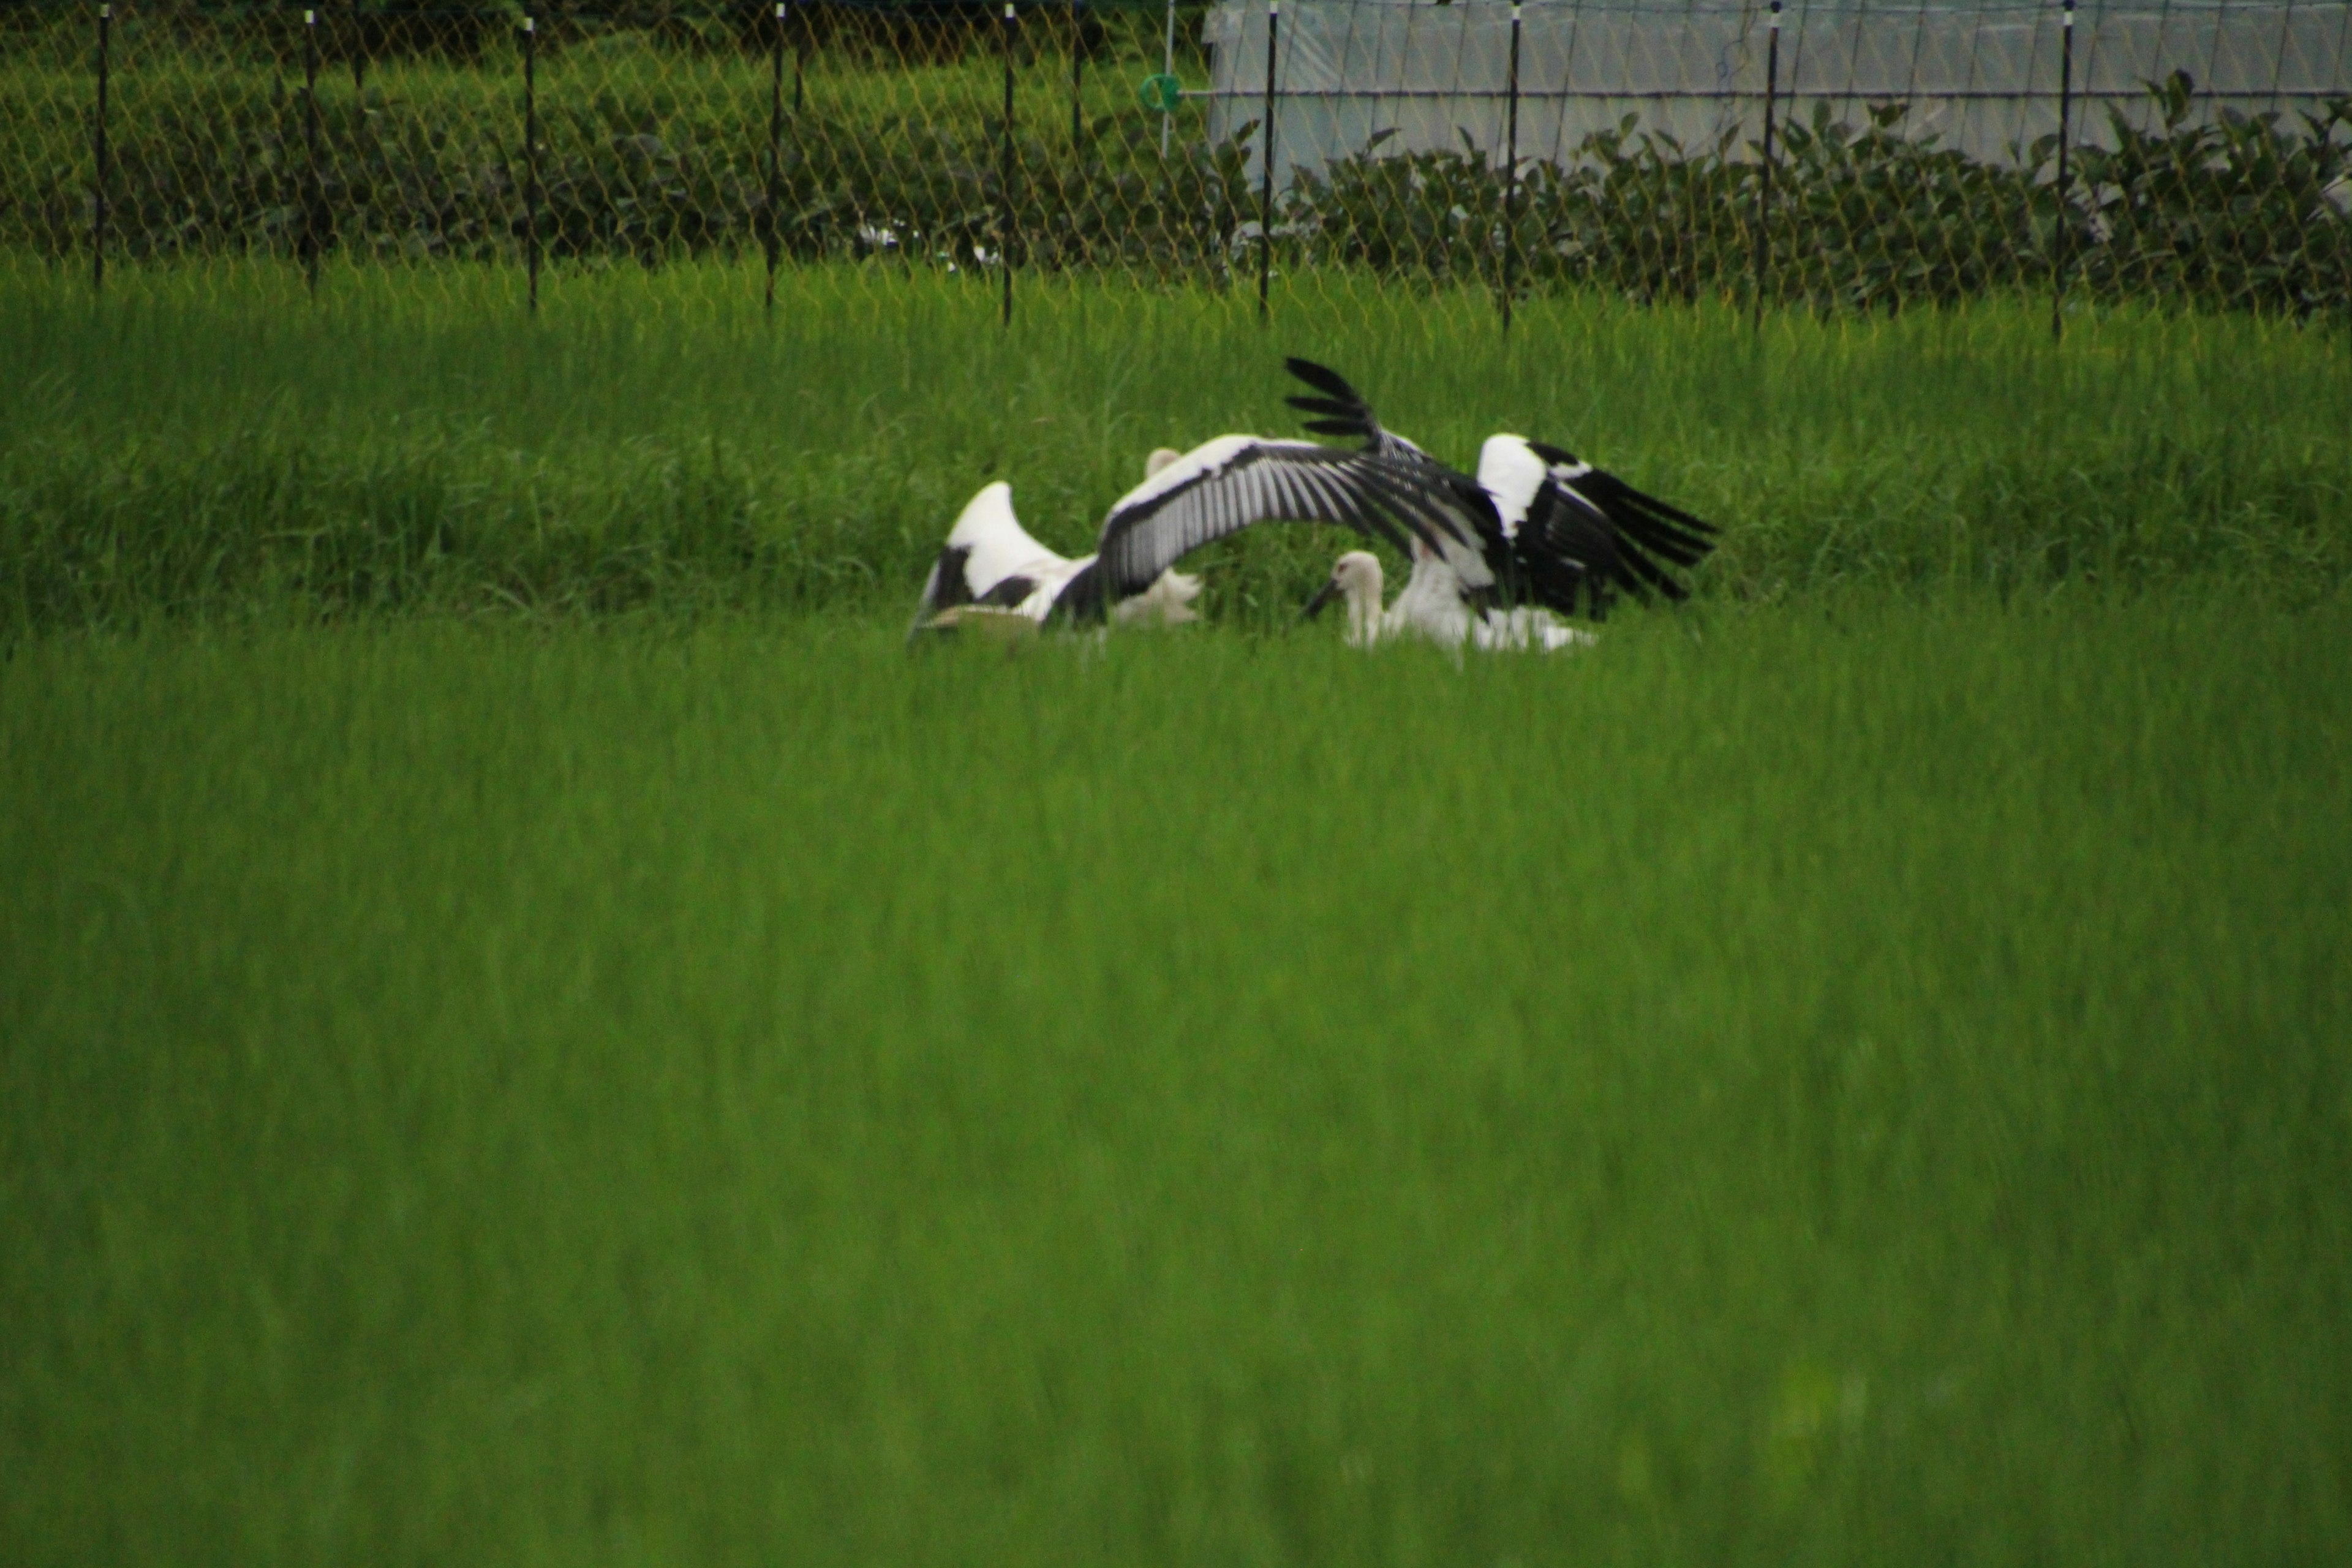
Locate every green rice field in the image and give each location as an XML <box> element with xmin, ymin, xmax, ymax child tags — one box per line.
<box><xmin>3</xmin><ymin>265</ymin><xmax>2350</xmax><ymax>1564</ymax></box>
<box><xmin>4</xmin><ymin>260</ymin><xmax>2348</xmax><ymax>629</ymax></box>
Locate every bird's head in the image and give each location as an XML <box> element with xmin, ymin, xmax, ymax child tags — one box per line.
<box><xmin>1304</xmin><ymin>551</ymin><xmax>1384</xmax><ymax>642</ymax></box>
<box><xmin>1144</xmin><ymin>447</ymin><xmax>1184</xmax><ymax>480</ymax></box>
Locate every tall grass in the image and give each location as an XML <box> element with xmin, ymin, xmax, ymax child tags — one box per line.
<box><xmin>4</xmin><ymin>598</ymin><xmax>2348</xmax><ymax>1565</ymax></box>
<box><xmin>2</xmin><ymin>261</ymin><xmax>2346</xmax><ymax>632</ymax></box>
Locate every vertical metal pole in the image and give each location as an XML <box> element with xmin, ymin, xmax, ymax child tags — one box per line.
<box><xmin>1001</xmin><ymin>1</ymin><xmax>1017</xmax><ymax>326</ymax></box>
<box><xmin>2052</xmin><ymin>2</ymin><xmax>2074</xmax><ymax>342</ymax></box>
<box><xmin>793</xmin><ymin>5</ymin><xmax>805</xmax><ymax>116</ymax></box>
<box><xmin>1501</xmin><ymin>1</ymin><xmax>1521</xmax><ymax>333</ymax></box>
<box><xmin>350</xmin><ymin>2</ymin><xmax>368</xmax><ymax>265</ymax></box>
<box><xmin>767</xmin><ymin>1</ymin><xmax>785</xmax><ymax>312</ymax></box>
<box><xmin>2265</xmin><ymin>0</ymin><xmax>2296</xmax><ymax>117</ymax></box>
<box><xmin>92</xmin><ymin>4</ymin><xmax>111</xmax><ymax>295</ymax></box>
<box><xmin>1752</xmin><ymin>0</ymin><xmax>1780</xmax><ymax>330</ymax></box>
<box><xmin>1159</xmin><ymin>0</ymin><xmax>1177</xmax><ymax>156</ymax></box>
<box><xmin>304</xmin><ymin>10</ymin><xmax>322</xmax><ymax>296</ymax></box>
<box><xmin>1064</xmin><ymin>0</ymin><xmax>1083</xmax><ymax>271</ymax></box>
<box><xmin>1259</xmin><ymin>0</ymin><xmax>1278</xmax><ymax>323</ymax></box>
<box><xmin>524</xmin><ymin>16</ymin><xmax>540</xmax><ymax>313</ymax></box>
<box><xmin>1069</xmin><ymin>0</ymin><xmax>1085</xmax><ymax>148</ymax></box>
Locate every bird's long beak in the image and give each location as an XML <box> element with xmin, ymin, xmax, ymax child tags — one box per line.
<box><xmin>1302</xmin><ymin>578</ymin><xmax>1343</xmax><ymax>622</ymax></box>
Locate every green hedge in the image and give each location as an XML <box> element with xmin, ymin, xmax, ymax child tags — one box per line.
<box><xmin>1298</xmin><ymin>77</ymin><xmax>2352</xmax><ymax>316</ymax></box>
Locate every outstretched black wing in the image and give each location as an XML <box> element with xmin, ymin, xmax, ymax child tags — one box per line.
<box><xmin>1284</xmin><ymin>358</ymin><xmax>1508</xmax><ymax>594</ymax></box>
<box><xmin>1066</xmin><ymin>435</ymin><xmax>1481</xmax><ymax>620</ymax></box>
<box><xmin>1518</xmin><ymin>439</ymin><xmax>1717</xmax><ymax>617</ymax></box>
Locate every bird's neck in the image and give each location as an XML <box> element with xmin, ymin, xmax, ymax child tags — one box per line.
<box><xmin>1346</xmin><ymin>576</ymin><xmax>1385</xmax><ymax>647</ymax></box>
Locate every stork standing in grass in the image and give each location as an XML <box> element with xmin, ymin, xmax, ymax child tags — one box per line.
<box><xmin>1286</xmin><ymin>359</ymin><xmax>1719</xmax><ymax>651</ymax></box>
<box><xmin>911</xmin><ymin>412</ymin><xmax>1492</xmax><ymax>639</ymax></box>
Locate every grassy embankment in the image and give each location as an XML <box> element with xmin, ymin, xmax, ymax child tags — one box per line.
<box><xmin>2</xmin><ymin>261</ymin><xmax>2347</xmax><ymax>631</ymax></box>
<box><xmin>4</xmin><ymin>600</ymin><xmax>2349</xmax><ymax>1565</ymax></box>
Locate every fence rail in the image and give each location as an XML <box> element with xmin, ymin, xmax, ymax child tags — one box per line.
<box><xmin>2</xmin><ymin>0</ymin><xmax>2346</xmax><ymax>323</ymax></box>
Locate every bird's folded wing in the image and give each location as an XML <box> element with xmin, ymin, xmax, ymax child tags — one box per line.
<box><xmin>1090</xmin><ymin>437</ymin><xmax>1488</xmax><ymax>600</ymax></box>
<box><xmin>943</xmin><ymin>480</ymin><xmax>1072</xmax><ymax>593</ymax></box>
<box><xmin>913</xmin><ymin>481</ymin><xmax>1077</xmax><ymax>636</ymax></box>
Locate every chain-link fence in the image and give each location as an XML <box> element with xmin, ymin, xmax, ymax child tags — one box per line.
<box><xmin>4</xmin><ymin>0</ymin><xmax>2347</xmax><ymax>322</ymax></box>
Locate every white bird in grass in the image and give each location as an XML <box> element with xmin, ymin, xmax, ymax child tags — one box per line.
<box><xmin>912</xmin><ymin>451</ymin><xmax>1199</xmax><ymax>642</ymax></box>
<box><xmin>1286</xmin><ymin>359</ymin><xmax>1719</xmax><ymax>650</ymax></box>
<box><xmin>910</xmin><ymin>388</ymin><xmax>1496</xmax><ymax>639</ymax></box>
<box><xmin>1313</xmin><ymin>546</ymin><xmax>1599</xmax><ymax>652</ymax></box>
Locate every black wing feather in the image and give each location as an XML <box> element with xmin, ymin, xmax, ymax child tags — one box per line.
<box><xmin>1567</xmin><ymin>470</ymin><xmax>1717</xmax><ymax>564</ymax></box>
<box><xmin>1512</xmin><ymin>457</ymin><xmax>1719</xmax><ymax>619</ymax></box>
<box><xmin>1286</xmin><ymin>358</ymin><xmax>1517</xmax><ymax>589</ymax></box>
<box><xmin>905</xmin><ymin>542</ymin><xmax>976</xmax><ymax>639</ymax></box>
<box><xmin>1284</xmin><ymin>358</ymin><xmax>1393</xmax><ymax>452</ymax></box>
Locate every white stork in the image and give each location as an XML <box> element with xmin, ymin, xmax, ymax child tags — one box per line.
<box><xmin>910</xmin><ymin>391</ymin><xmax>1494</xmax><ymax>639</ymax></box>
<box><xmin>1287</xmin><ymin>359</ymin><xmax>1718</xmax><ymax>650</ymax></box>
<box><xmin>911</xmin><ymin>452</ymin><xmax>1198</xmax><ymax>641</ymax></box>
<box><xmin>1313</xmin><ymin>547</ymin><xmax>1597</xmax><ymax>652</ymax></box>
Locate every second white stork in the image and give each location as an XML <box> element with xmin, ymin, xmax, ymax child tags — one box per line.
<box><xmin>1311</xmin><ymin>546</ymin><xmax>1597</xmax><ymax>652</ymax></box>
<box><xmin>1286</xmin><ymin>360</ymin><xmax>1719</xmax><ymax>649</ymax></box>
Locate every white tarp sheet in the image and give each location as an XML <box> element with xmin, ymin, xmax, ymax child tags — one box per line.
<box><xmin>1201</xmin><ymin>1</ymin><xmax>2352</xmax><ymax>181</ymax></box>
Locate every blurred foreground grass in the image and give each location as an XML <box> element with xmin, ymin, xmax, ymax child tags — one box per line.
<box><xmin>4</xmin><ymin>597</ymin><xmax>2347</xmax><ymax>1565</ymax></box>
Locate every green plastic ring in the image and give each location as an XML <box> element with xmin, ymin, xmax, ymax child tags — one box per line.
<box><xmin>1138</xmin><ymin>74</ymin><xmax>1183</xmax><ymax>114</ymax></box>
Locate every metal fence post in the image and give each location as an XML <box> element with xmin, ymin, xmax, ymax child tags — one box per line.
<box><xmin>92</xmin><ymin>4</ymin><xmax>110</xmax><ymax>295</ymax></box>
<box><xmin>1259</xmin><ymin>0</ymin><xmax>1278</xmax><ymax>323</ymax></box>
<box><xmin>1501</xmin><ymin>1</ymin><xmax>1521</xmax><ymax>333</ymax></box>
<box><xmin>1753</xmin><ymin>0</ymin><xmax>1781</xmax><ymax>330</ymax></box>
<box><xmin>304</xmin><ymin>9</ymin><xmax>322</xmax><ymax>296</ymax></box>
<box><xmin>524</xmin><ymin>15</ymin><xmax>540</xmax><ymax>313</ymax></box>
<box><xmin>2052</xmin><ymin>2</ymin><xmax>2075</xmax><ymax>342</ymax></box>
<box><xmin>1064</xmin><ymin>0</ymin><xmax>1084</xmax><ymax>269</ymax></box>
<box><xmin>1159</xmin><ymin>0</ymin><xmax>1177</xmax><ymax>156</ymax></box>
<box><xmin>767</xmin><ymin>1</ymin><xmax>785</xmax><ymax>313</ymax></box>
<box><xmin>1069</xmin><ymin>0</ymin><xmax>1086</xmax><ymax>148</ymax></box>
<box><xmin>1001</xmin><ymin>1</ymin><xmax>1017</xmax><ymax>326</ymax></box>
<box><xmin>351</xmin><ymin>0</ymin><xmax>365</xmax><ymax>99</ymax></box>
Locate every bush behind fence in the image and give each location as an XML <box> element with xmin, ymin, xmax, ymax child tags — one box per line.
<box><xmin>3</xmin><ymin>1</ymin><xmax>2348</xmax><ymax>317</ymax></box>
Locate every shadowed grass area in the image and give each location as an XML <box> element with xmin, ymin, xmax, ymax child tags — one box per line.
<box><xmin>4</xmin><ymin>595</ymin><xmax>2347</xmax><ymax>1565</ymax></box>
<box><xmin>2</xmin><ymin>261</ymin><xmax>2346</xmax><ymax>632</ymax></box>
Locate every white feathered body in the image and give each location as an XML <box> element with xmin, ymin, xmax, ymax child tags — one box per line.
<box><xmin>1333</xmin><ymin>545</ymin><xmax>1594</xmax><ymax>654</ymax></box>
<box><xmin>923</xmin><ymin>481</ymin><xmax>1200</xmax><ymax>628</ymax></box>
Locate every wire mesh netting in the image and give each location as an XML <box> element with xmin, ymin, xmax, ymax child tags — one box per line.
<box><xmin>3</xmin><ymin>0</ymin><xmax>2347</xmax><ymax>322</ymax></box>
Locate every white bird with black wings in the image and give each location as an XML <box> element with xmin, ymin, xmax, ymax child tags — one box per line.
<box><xmin>910</xmin><ymin>380</ymin><xmax>1494</xmax><ymax>638</ymax></box>
<box><xmin>1288</xmin><ymin>358</ymin><xmax>1719</xmax><ymax>650</ymax></box>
